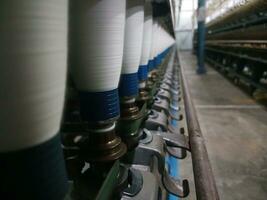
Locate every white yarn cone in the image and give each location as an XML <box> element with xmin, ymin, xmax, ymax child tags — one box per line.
<box><xmin>140</xmin><ymin>2</ymin><xmax>152</xmax><ymax>66</ymax></box>
<box><xmin>120</xmin><ymin>0</ymin><xmax>144</xmax><ymax>97</ymax></box>
<box><xmin>0</xmin><ymin>1</ymin><xmax>68</xmax><ymax>199</ymax></box>
<box><xmin>0</xmin><ymin>0</ymin><xmax>68</xmax><ymax>151</ymax></box>
<box><xmin>70</xmin><ymin>0</ymin><xmax>126</xmax><ymax>92</ymax></box>
<box><xmin>69</xmin><ymin>0</ymin><xmax>126</xmax><ymax>121</ymax></box>
<box><xmin>122</xmin><ymin>0</ymin><xmax>145</xmax><ymax>74</ymax></box>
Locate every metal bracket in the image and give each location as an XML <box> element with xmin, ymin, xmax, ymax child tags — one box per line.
<box><xmin>171</xmin><ymin>87</ymin><xmax>180</xmax><ymax>96</ymax></box>
<box><xmin>121</xmin><ymin>168</ymin><xmax>143</xmax><ymax>197</ymax></box>
<box><xmin>161</xmin><ymin>78</ymin><xmax>172</xmax><ymax>86</ymax></box>
<box><xmin>121</xmin><ymin>169</ymin><xmax>159</xmax><ymax>200</ymax></box>
<box><xmin>152</xmin><ymin>97</ymin><xmax>170</xmax><ymax>116</ymax></box>
<box><xmin>160</xmin><ymin>82</ymin><xmax>171</xmax><ymax>93</ymax></box>
<box><xmin>169</xmin><ymin>110</ymin><xmax>182</xmax><ymax>121</ymax></box>
<box><xmin>168</xmin><ymin>124</ymin><xmax>182</xmax><ymax>135</ymax></box>
<box><xmin>152</xmin><ymin>130</ymin><xmax>190</xmax><ymax>159</ymax></box>
<box><xmin>157</xmin><ymin>89</ymin><xmax>171</xmax><ymax>103</ymax></box>
<box><xmin>153</xmin><ymin>131</ymin><xmax>190</xmax><ymax>151</ymax></box>
<box><xmin>162</xmin><ymin>170</ymin><xmax>190</xmax><ymax>197</ymax></box>
<box><xmin>131</xmin><ymin>130</ymin><xmax>189</xmax><ymax>198</ymax></box>
<box><xmin>160</xmin><ymin>82</ymin><xmax>180</xmax><ymax>97</ymax></box>
<box><xmin>137</xmin><ymin>132</ymin><xmax>165</xmax><ymax>173</ymax></box>
<box><xmin>145</xmin><ymin>110</ymin><xmax>168</xmax><ymax>131</ymax></box>
<box><xmin>171</xmin><ymin>93</ymin><xmax>181</xmax><ymax>102</ymax></box>
<box><xmin>162</xmin><ymin>77</ymin><xmax>180</xmax><ymax>89</ymax></box>
<box><xmin>164</xmin><ymin>72</ymin><xmax>172</xmax><ymax>78</ymax></box>
<box><xmin>166</xmin><ymin>146</ymin><xmax>187</xmax><ymax>159</ymax></box>
<box><xmin>170</xmin><ymin>101</ymin><xmax>180</xmax><ymax>112</ymax></box>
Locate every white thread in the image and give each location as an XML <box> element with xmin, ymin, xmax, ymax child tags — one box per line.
<box><xmin>122</xmin><ymin>0</ymin><xmax>145</xmax><ymax>74</ymax></box>
<box><xmin>151</xmin><ymin>21</ymin><xmax>158</xmax><ymax>59</ymax></box>
<box><xmin>70</xmin><ymin>0</ymin><xmax>126</xmax><ymax>92</ymax></box>
<box><xmin>140</xmin><ymin>2</ymin><xmax>153</xmax><ymax>66</ymax></box>
<box><xmin>0</xmin><ymin>0</ymin><xmax>68</xmax><ymax>151</ymax></box>
<box><xmin>150</xmin><ymin>22</ymin><xmax>175</xmax><ymax>60</ymax></box>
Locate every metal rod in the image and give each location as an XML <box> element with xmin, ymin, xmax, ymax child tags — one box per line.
<box><xmin>177</xmin><ymin>50</ymin><xmax>220</xmax><ymax>200</ymax></box>
<box><xmin>196</xmin><ymin>0</ymin><xmax>207</xmax><ymax>74</ymax></box>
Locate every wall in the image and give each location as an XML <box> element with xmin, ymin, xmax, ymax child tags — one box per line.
<box><xmin>175</xmin><ymin>0</ymin><xmax>197</xmax><ymax>50</ymax></box>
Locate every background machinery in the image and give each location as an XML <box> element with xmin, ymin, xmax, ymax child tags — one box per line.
<box><xmin>194</xmin><ymin>0</ymin><xmax>267</xmax><ymax>96</ymax></box>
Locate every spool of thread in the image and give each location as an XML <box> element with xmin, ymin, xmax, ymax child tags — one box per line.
<box><xmin>0</xmin><ymin>1</ymin><xmax>68</xmax><ymax>199</ymax></box>
<box><xmin>120</xmin><ymin>0</ymin><xmax>144</xmax><ymax>97</ymax></box>
<box><xmin>151</xmin><ymin>24</ymin><xmax>176</xmax><ymax>69</ymax></box>
<box><xmin>149</xmin><ymin>21</ymin><xmax>159</xmax><ymax>71</ymax></box>
<box><xmin>156</xmin><ymin>27</ymin><xmax>170</xmax><ymax>65</ymax></box>
<box><xmin>153</xmin><ymin>22</ymin><xmax>161</xmax><ymax>70</ymax></box>
<box><xmin>70</xmin><ymin>0</ymin><xmax>126</xmax><ymax>122</ymax></box>
<box><xmin>138</xmin><ymin>2</ymin><xmax>152</xmax><ymax>82</ymax></box>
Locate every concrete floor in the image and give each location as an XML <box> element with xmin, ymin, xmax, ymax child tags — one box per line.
<box><xmin>179</xmin><ymin>51</ymin><xmax>267</xmax><ymax>200</ymax></box>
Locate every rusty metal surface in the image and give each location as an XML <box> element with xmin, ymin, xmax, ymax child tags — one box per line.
<box><xmin>177</xmin><ymin>51</ymin><xmax>220</xmax><ymax>200</ymax></box>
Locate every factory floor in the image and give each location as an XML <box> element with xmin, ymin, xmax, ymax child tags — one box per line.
<box><xmin>178</xmin><ymin>51</ymin><xmax>267</xmax><ymax>200</ymax></box>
